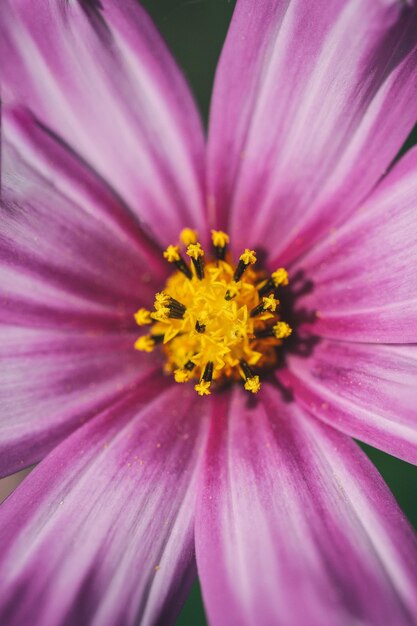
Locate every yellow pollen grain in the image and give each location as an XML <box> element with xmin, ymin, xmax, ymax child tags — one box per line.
<box><xmin>244</xmin><ymin>376</ymin><xmax>261</xmax><ymax>394</ymax></box>
<box><xmin>195</xmin><ymin>380</ymin><xmax>211</xmax><ymax>396</ymax></box>
<box><xmin>151</xmin><ymin>307</ymin><xmax>169</xmax><ymax>321</ymax></box>
<box><xmin>155</xmin><ymin>292</ymin><xmax>170</xmax><ymax>307</ymax></box>
<box><xmin>180</xmin><ymin>228</ymin><xmax>198</xmax><ymax>246</ymax></box>
<box><xmin>134</xmin><ymin>336</ymin><xmax>155</xmax><ymax>352</ymax></box>
<box><xmin>186</xmin><ymin>242</ymin><xmax>204</xmax><ymax>259</ymax></box>
<box><xmin>134</xmin><ymin>308</ymin><xmax>152</xmax><ymax>326</ymax></box>
<box><xmin>239</xmin><ymin>249</ymin><xmax>257</xmax><ymax>265</ymax></box>
<box><xmin>273</xmin><ymin>321</ymin><xmax>292</xmax><ymax>339</ymax></box>
<box><xmin>163</xmin><ymin>245</ymin><xmax>180</xmax><ymax>263</ymax></box>
<box><xmin>271</xmin><ymin>268</ymin><xmax>289</xmax><ymax>287</ymax></box>
<box><xmin>262</xmin><ymin>294</ymin><xmax>278</xmax><ymax>312</ymax></box>
<box><xmin>174</xmin><ymin>369</ymin><xmax>190</xmax><ymax>383</ymax></box>
<box><xmin>211</xmin><ymin>230</ymin><xmax>230</xmax><ymax>248</ymax></box>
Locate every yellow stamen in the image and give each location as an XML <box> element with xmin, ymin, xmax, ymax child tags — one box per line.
<box><xmin>211</xmin><ymin>230</ymin><xmax>230</xmax><ymax>248</ymax></box>
<box><xmin>262</xmin><ymin>294</ymin><xmax>278</xmax><ymax>312</ymax></box>
<box><xmin>244</xmin><ymin>376</ymin><xmax>261</xmax><ymax>394</ymax></box>
<box><xmin>271</xmin><ymin>268</ymin><xmax>289</xmax><ymax>287</ymax></box>
<box><xmin>134</xmin><ymin>308</ymin><xmax>152</xmax><ymax>326</ymax></box>
<box><xmin>151</xmin><ymin>307</ymin><xmax>169</xmax><ymax>321</ymax></box>
<box><xmin>195</xmin><ymin>380</ymin><xmax>211</xmax><ymax>396</ymax></box>
<box><xmin>273</xmin><ymin>321</ymin><xmax>292</xmax><ymax>339</ymax></box>
<box><xmin>180</xmin><ymin>228</ymin><xmax>198</xmax><ymax>246</ymax></box>
<box><xmin>134</xmin><ymin>336</ymin><xmax>155</xmax><ymax>352</ymax></box>
<box><xmin>154</xmin><ymin>292</ymin><xmax>170</xmax><ymax>309</ymax></box>
<box><xmin>134</xmin><ymin>229</ymin><xmax>292</xmax><ymax>395</ymax></box>
<box><xmin>186</xmin><ymin>242</ymin><xmax>204</xmax><ymax>260</ymax></box>
<box><xmin>174</xmin><ymin>369</ymin><xmax>190</xmax><ymax>383</ymax></box>
<box><xmin>163</xmin><ymin>245</ymin><xmax>181</xmax><ymax>263</ymax></box>
<box><xmin>239</xmin><ymin>249</ymin><xmax>257</xmax><ymax>265</ymax></box>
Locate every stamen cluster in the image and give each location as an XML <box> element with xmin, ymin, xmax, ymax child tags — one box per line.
<box><xmin>134</xmin><ymin>229</ymin><xmax>292</xmax><ymax>395</ymax></box>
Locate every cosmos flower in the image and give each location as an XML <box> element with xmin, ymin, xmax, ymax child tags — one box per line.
<box><xmin>1</xmin><ymin>0</ymin><xmax>417</xmax><ymax>624</ymax></box>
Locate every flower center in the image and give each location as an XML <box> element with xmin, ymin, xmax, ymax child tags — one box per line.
<box><xmin>134</xmin><ymin>229</ymin><xmax>292</xmax><ymax>396</ymax></box>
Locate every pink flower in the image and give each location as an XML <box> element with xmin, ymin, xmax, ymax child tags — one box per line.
<box><xmin>1</xmin><ymin>1</ymin><xmax>417</xmax><ymax>624</ymax></box>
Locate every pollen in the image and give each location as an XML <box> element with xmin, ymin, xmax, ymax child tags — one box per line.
<box><xmin>262</xmin><ymin>294</ymin><xmax>278</xmax><ymax>312</ymax></box>
<box><xmin>134</xmin><ymin>308</ymin><xmax>152</xmax><ymax>326</ymax></box>
<box><xmin>180</xmin><ymin>228</ymin><xmax>198</xmax><ymax>246</ymax></box>
<box><xmin>134</xmin><ymin>230</ymin><xmax>292</xmax><ymax>395</ymax></box>
<box><xmin>244</xmin><ymin>376</ymin><xmax>261</xmax><ymax>394</ymax></box>
<box><xmin>186</xmin><ymin>242</ymin><xmax>204</xmax><ymax>260</ymax></box>
<box><xmin>211</xmin><ymin>230</ymin><xmax>230</xmax><ymax>248</ymax></box>
<box><xmin>174</xmin><ymin>369</ymin><xmax>191</xmax><ymax>383</ymax></box>
<box><xmin>272</xmin><ymin>268</ymin><xmax>289</xmax><ymax>287</ymax></box>
<box><xmin>163</xmin><ymin>245</ymin><xmax>180</xmax><ymax>263</ymax></box>
<box><xmin>239</xmin><ymin>249</ymin><xmax>257</xmax><ymax>266</ymax></box>
<box><xmin>273</xmin><ymin>321</ymin><xmax>292</xmax><ymax>339</ymax></box>
<box><xmin>134</xmin><ymin>335</ymin><xmax>155</xmax><ymax>352</ymax></box>
<box><xmin>194</xmin><ymin>380</ymin><xmax>212</xmax><ymax>396</ymax></box>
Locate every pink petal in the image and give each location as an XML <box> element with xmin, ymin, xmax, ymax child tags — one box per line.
<box><xmin>0</xmin><ymin>0</ymin><xmax>207</xmax><ymax>246</ymax></box>
<box><xmin>196</xmin><ymin>388</ymin><xmax>417</xmax><ymax>626</ymax></box>
<box><xmin>294</xmin><ymin>146</ymin><xmax>417</xmax><ymax>342</ymax></box>
<box><xmin>2</xmin><ymin>109</ymin><xmax>166</xmax><ymax>332</ymax></box>
<box><xmin>0</xmin><ymin>380</ymin><xmax>208</xmax><ymax>626</ymax></box>
<box><xmin>1</xmin><ymin>104</ymin><xmax>165</xmax><ymax>476</ymax></box>
<box><xmin>208</xmin><ymin>0</ymin><xmax>417</xmax><ymax>264</ymax></box>
<box><xmin>282</xmin><ymin>341</ymin><xmax>417</xmax><ymax>465</ymax></box>
<box><xmin>0</xmin><ymin>328</ymin><xmax>158</xmax><ymax>477</ymax></box>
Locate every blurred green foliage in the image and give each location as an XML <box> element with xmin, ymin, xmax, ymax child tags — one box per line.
<box><xmin>140</xmin><ymin>2</ymin><xmax>417</xmax><ymax>624</ymax></box>
<box><xmin>142</xmin><ymin>0</ymin><xmax>235</xmax><ymax>124</ymax></box>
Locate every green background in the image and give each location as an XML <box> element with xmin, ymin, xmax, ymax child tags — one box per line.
<box><xmin>140</xmin><ymin>2</ymin><xmax>417</xmax><ymax>624</ymax></box>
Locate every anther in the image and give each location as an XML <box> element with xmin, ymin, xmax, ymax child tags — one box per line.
<box><xmin>258</xmin><ymin>268</ymin><xmax>289</xmax><ymax>296</ymax></box>
<box><xmin>195</xmin><ymin>361</ymin><xmax>214</xmax><ymax>396</ymax></box>
<box><xmin>167</xmin><ymin>308</ymin><xmax>185</xmax><ymax>320</ymax></box>
<box><xmin>240</xmin><ymin>359</ymin><xmax>254</xmax><ymax>380</ymax></box>
<box><xmin>154</xmin><ymin>293</ymin><xmax>186</xmax><ymax>320</ymax></box>
<box><xmin>186</xmin><ymin>242</ymin><xmax>205</xmax><ymax>280</ymax></box>
<box><xmin>202</xmin><ymin>361</ymin><xmax>214</xmax><ymax>382</ymax></box>
<box><xmin>195</xmin><ymin>321</ymin><xmax>206</xmax><ymax>333</ymax></box>
<box><xmin>211</xmin><ymin>230</ymin><xmax>230</xmax><ymax>261</ymax></box>
<box><xmin>250</xmin><ymin>294</ymin><xmax>278</xmax><ymax>317</ymax></box>
<box><xmin>152</xmin><ymin>306</ymin><xmax>184</xmax><ymax>321</ymax></box>
<box><xmin>240</xmin><ymin>360</ymin><xmax>261</xmax><ymax>394</ymax></box>
<box><xmin>167</xmin><ymin>297</ymin><xmax>186</xmax><ymax>314</ymax></box>
<box><xmin>234</xmin><ymin>249</ymin><xmax>256</xmax><ymax>281</ymax></box>
<box><xmin>163</xmin><ymin>245</ymin><xmax>192</xmax><ymax>279</ymax></box>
